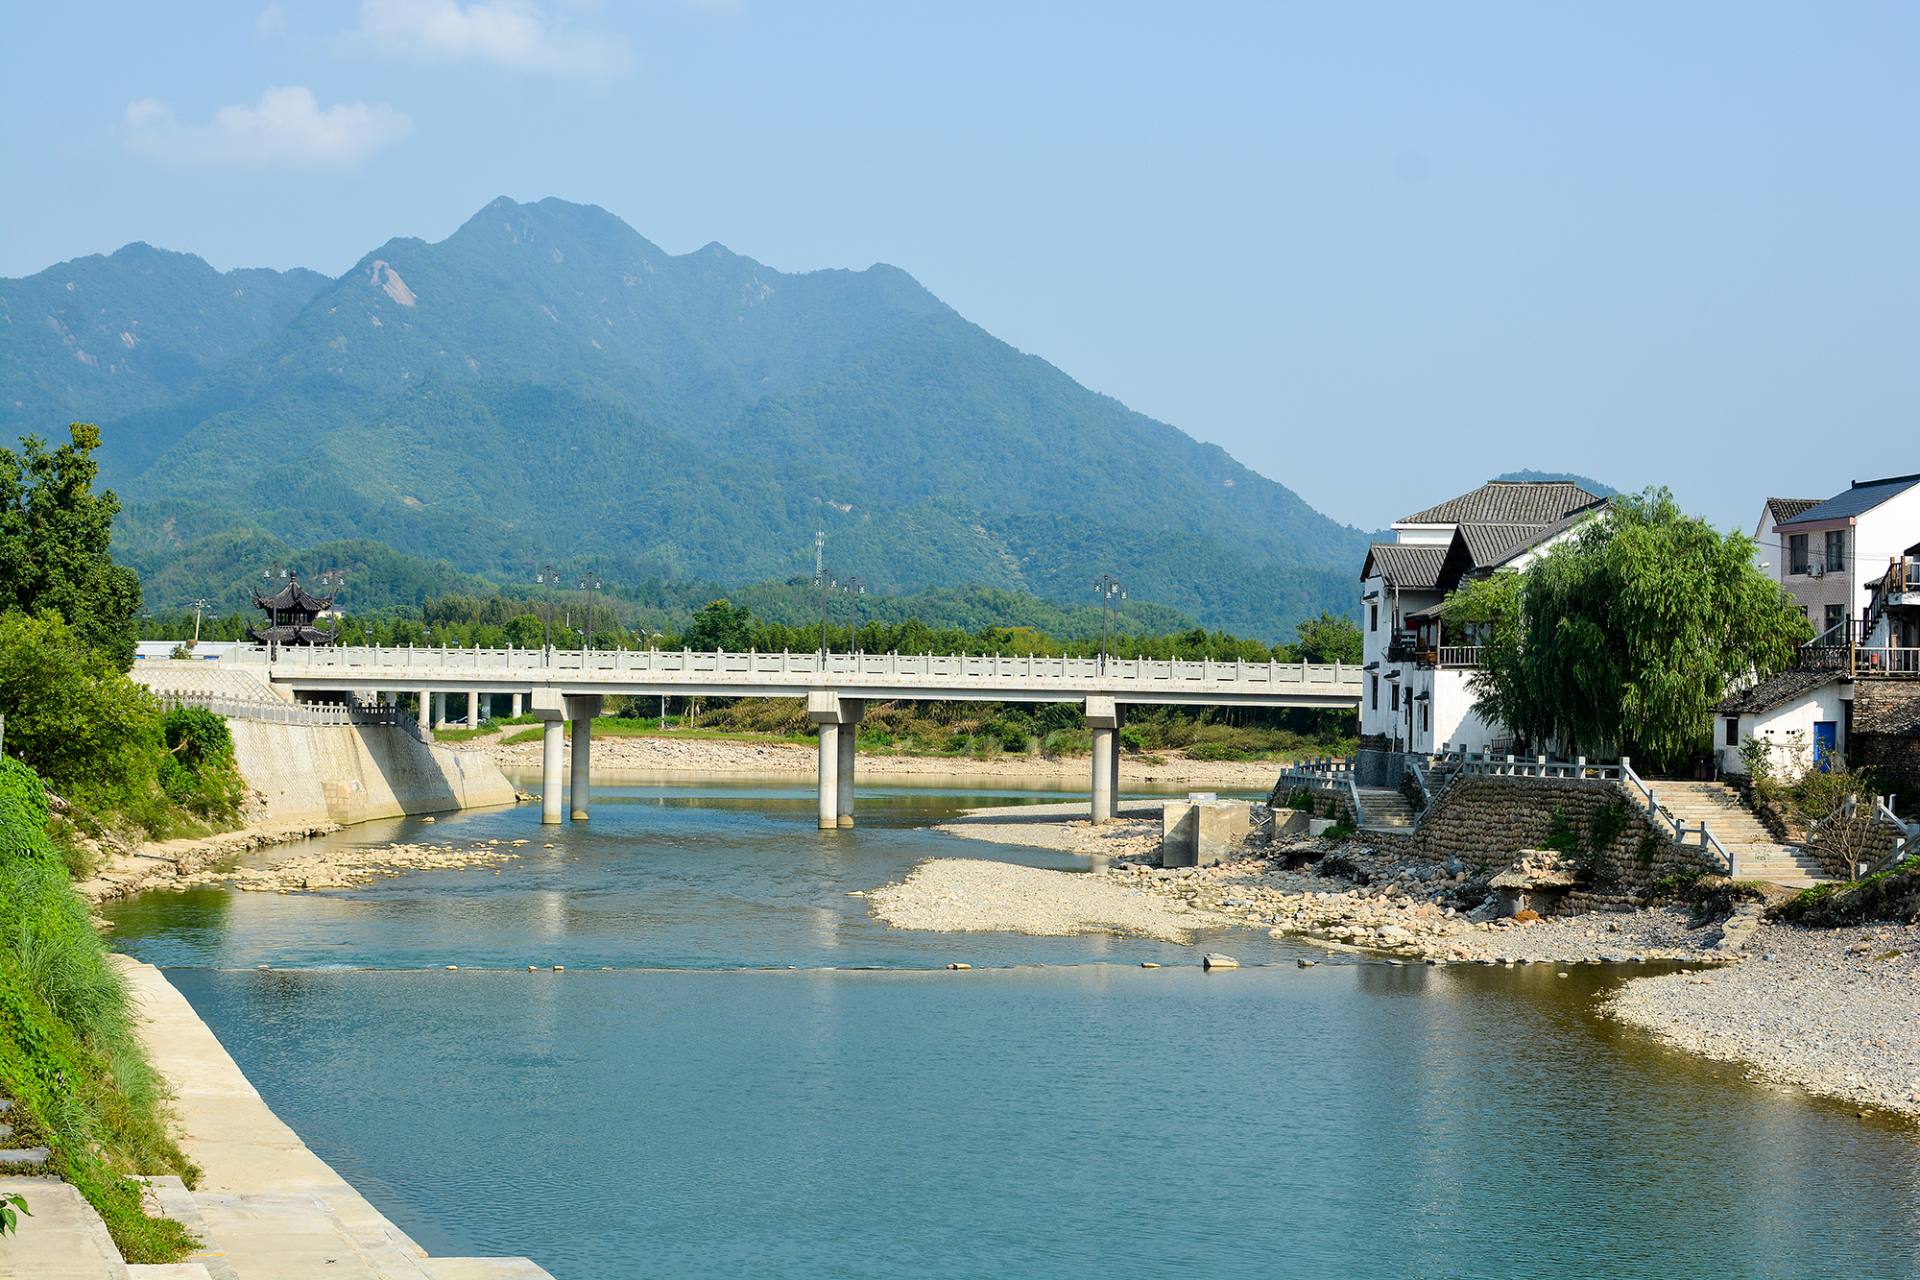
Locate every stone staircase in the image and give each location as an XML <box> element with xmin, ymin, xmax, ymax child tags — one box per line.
<box><xmin>1652</xmin><ymin>781</ymin><xmax>1831</xmax><ymax>886</ymax></box>
<box><xmin>1354</xmin><ymin>787</ymin><xmax>1417</xmax><ymax>830</ymax></box>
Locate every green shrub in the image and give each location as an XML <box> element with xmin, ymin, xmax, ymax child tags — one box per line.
<box><xmin>157</xmin><ymin>707</ymin><xmax>244</xmax><ymax>822</ymax></box>
<box><xmin>0</xmin><ymin>758</ymin><xmax>196</xmax><ymax>1260</ymax></box>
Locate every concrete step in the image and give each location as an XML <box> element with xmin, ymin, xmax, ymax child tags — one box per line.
<box><xmin>190</xmin><ymin>1192</ymin><xmax>437</xmax><ymax>1280</ymax></box>
<box><xmin>0</xmin><ymin>1176</ymin><xmax>128</xmax><ymax>1279</ymax></box>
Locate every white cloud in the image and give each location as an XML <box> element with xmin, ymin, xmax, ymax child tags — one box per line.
<box><xmin>350</xmin><ymin>0</ymin><xmax>628</xmax><ymax>74</ymax></box>
<box><xmin>125</xmin><ymin>86</ymin><xmax>413</xmax><ymax>168</ymax></box>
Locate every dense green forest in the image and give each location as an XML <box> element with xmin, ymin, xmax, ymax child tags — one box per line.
<box><xmin>5</xmin><ymin>197</ymin><xmax>1369</xmax><ymax>639</ymax></box>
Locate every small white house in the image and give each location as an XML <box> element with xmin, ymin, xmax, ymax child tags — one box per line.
<box><xmin>1715</xmin><ymin>668</ymin><xmax>1851</xmax><ymax>779</ymax></box>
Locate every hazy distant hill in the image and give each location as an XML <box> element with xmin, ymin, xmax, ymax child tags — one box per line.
<box><xmin>0</xmin><ymin>243</ymin><xmax>328</xmax><ymax>469</ymax></box>
<box><xmin>3</xmin><ymin>198</ymin><xmax>1368</xmax><ymax>638</ymax></box>
<box><xmin>1493</xmin><ymin>469</ymin><xmax>1619</xmax><ymax>497</ymax></box>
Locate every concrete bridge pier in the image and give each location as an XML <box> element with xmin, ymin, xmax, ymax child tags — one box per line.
<box><xmin>1087</xmin><ymin>696</ymin><xmax>1118</xmax><ymax>824</ymax></box>
<box><xmin>510</xmin><ymin>692</ymin><xmax>524</xmax><ymax>718</ymax></box>
<box><xmin>468</xmin><ymin>690</ymin><xmax>482</xmax><ymax>727</ymax></box>
<box><xmin>540</xmin><ymin>720</ymin><xmax>565</xmax><ymax>824</ymax></box>
<box><xmin>809</xmin><ymin>692</ymin><xmax>864</xmax><ymax>830</ymax></box>
<box><xmin>567</xmin><ymin>694</ymin><xmax>601</xmax><ymax>821</ymax></box>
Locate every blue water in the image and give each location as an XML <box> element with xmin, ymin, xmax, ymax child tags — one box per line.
<box><xmin>107</xmin><ymin>779</ymin><xmax>1920</xmax><ymax>1280</ymax></box>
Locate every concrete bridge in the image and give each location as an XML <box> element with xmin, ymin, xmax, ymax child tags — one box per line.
<box><xmin>231</xmin><ymin>645</ymin><xmax>1361</xmax><ymax>829</ymax></box>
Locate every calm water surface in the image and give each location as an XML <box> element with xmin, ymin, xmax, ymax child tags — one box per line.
<box><xmin>106</xmin><ymin>777</ymin><xmax>1920</xmax><ymax>1279</ymax></box>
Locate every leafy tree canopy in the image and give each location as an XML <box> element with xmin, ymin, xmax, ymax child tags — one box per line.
<box><xmin>1448</xmin><ymin>487</ymin><xmax>1810</xmax><ymax>773</ymax></box>
<box><xmin>0</xmin><ymin>424</ymin><xmax>142</xmax><ymax>667</ymax></box>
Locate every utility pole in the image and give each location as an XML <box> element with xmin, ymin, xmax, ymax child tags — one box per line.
<box><xmin>1093</xmin><ymin>574</ymin><xmax>1125</xmax><ymax>672</ymax></box>
<box><xmin>537</xmin><ymin>564</ymin><xmax>558</xmax><ymax>655</ymax></box>
<box><xmin>847</xmin><ymin>577</ymin><xmax>865</xmax><ymax>652</ymax></box>
<box><xmin>189</xmin><ymin>598</ymin><xmax>210</xmax><ymax>647</ymax></box>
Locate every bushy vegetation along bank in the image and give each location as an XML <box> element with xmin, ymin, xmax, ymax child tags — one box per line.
<box><xmin>0</xmin><ymin>757</ymin><xmax>197</xmax><ymax>1260</ymax></box>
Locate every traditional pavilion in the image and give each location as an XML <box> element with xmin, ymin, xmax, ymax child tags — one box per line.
<box><xmin>251</xmin><ymin>573</ymin><xmax>338</xmax><ymax>646</ymax></box>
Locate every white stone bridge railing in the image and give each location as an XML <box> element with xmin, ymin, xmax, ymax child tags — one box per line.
<box><xmin>228</xmin><ymin>645</ymin><xmax>1361</xmax><ymax>707</ymax></box>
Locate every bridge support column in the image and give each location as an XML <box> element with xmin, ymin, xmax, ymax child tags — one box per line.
<box><xmin>510</xmin><ymin>692</ymin><xmax>523</xmax><ymax>718</ymax></box>
<box><xmin>816</xmin><ymin>722</ymin><xmax>840</xmax><ymax>830</ymax></box>
<box><xmin>540</xmin><ymin>720</ymin><xmax>564</xmax><ymax>824</ymax></box>
<box><xmin>808</xmin><ymin>692</ymin><xmax>863</xmax><ymax>830</ymax></box>
<box><xmin>565</xmin><ymin>694</ymin><xmax>601</xmax><ymax>822</ymax></box>
<box><xmin>417</xmin><ymin>690</ymin><xmax>431</xmax><ymax>725</ymax></box>
<box><xmin>432</xmin><ymin>692</ymin><xmax>447</xmax><ymax>729</ymax></box>
<box><xmin>469</xmin><ymin>689</ymin><xmax>482</xmax><ymax>727</ymax></box>
<box><xmin>1087</xmin><ymin>696</ymin><xmax>1118</xmax><ymax>824</ymax></box>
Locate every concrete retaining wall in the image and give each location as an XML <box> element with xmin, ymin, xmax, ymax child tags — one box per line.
<box><xmin>229</xmin><ymin>720</ymin><xmax>517</xmax><ymax>827</ymax></box>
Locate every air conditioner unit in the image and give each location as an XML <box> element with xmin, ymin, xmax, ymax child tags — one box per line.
<box><xmin>1806</xmin><ymin>564</ymin><xmax>1825</xmax><ymax>579</ymax></box>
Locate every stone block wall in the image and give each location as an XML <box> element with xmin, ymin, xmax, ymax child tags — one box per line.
<box><xmin>1365</xmin><ymin>777</ymin><xmax>1721</xmax><ymax>901</ymax></box>
<box><xmin>1852</xmin><ymin>680</ymin><xmax>1920</xmax><ymax>807</ymax></box>
<box><xmin>1803</xmin><ymin>813</ymin><xmax>1908</xmax><ymax>880</ymax></box>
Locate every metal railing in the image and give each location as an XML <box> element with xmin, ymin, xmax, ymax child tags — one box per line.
<box><xmin>1433</xmin><ymin>645</ymin><xmax>1485</xmax><ymax>668</ymax></box>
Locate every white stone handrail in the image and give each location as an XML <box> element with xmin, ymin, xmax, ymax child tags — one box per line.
<box><xmin>151</xmin><ymin>689</ymin><xmax>403</xmax><ymax>728</ymax></box>
<box><xmin>225</xmin><ymin>644</ymin><xmax>1362</xmax><ymax>706</ymax></box>
<box><xmin>1346</xmin><ymin>773</ymin><xmax>1367</xmax><ymax>828</ymax></box>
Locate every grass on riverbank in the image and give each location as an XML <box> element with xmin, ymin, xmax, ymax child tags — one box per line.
<box><xmin>0</xmin><ymin>757</ymin><xmax>198</xmax><ymax>1262</ymax></box>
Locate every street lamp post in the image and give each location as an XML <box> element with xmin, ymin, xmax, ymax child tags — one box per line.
<box><xmin>537</xmin><ymin>564</ymin><xmax>558</xmax><ymax>657</ymax></box>
<box><xmin>847</xmin><ymin>577</ymin><xmax>865</xmax><ymax>652</ymax></box>
<box><xmin>579</xmin><ymin>573</ymin><xmax>603</xmax><ymax>653</ymax></box>
<box><xmin>1093</xmin><ymin>574</ymin><xmax>1125</xmax><ymax>671</ymax></box>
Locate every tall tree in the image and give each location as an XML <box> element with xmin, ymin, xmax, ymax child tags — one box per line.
<box><xmin>0</xmin><ymin>424</ymin><xmax>142</xmax><ymax>667</ymax></box>
<box><xmin>1450</xmin><ymin>488</ymin><xmax>1810</xmax><ymax>773</ymax></box>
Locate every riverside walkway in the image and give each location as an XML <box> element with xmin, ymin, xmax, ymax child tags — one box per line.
<box><xmin>231</xmin><ymin>646</ymin><xmax>1362</xmax><ymax>828</ymax></box>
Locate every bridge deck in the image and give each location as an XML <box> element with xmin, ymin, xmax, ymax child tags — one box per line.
<box><xmin>235</xmin><ymin>645</ymin><xmax>1362</xmax><ymax>709</ymax></box>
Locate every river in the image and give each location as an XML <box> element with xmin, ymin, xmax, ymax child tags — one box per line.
<box><xmin>105</xmin><ymin>776</ymin><xmax>1920</xmax><ymax>1279</ymax></box>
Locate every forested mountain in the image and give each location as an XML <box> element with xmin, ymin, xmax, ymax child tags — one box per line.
<box><xmin>3</xmin><ymin>198</ymin><xmax>1367</xmax><ymax>639</ymax></box>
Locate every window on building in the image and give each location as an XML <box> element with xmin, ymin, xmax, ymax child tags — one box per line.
<box><xmin>1370</xmin><ymin>675</ymin><xmax>1378</xmax><ymax>711</ymax></box>
<box><xmin>1823</xmin><ymin>603</ymin><xmax>1845</xmax><ymax>638</ymax></box>
<box><xmin>1725</xmin><ymin>716</ymin><xmax>1738</xmax><ymax>748</ymax></box>
<box><xmin>1391</xmin><ymin>684</ymin><xmax>1399</xmax><ymax>711</ymax></box>
<box><xmin>1420</xmin><ymin>702</ymin><xmax>1429</xmax><ymax>733</ymax></box>
<box><xmin>1370</xmin><ymin>603</ymin><xmax>1378</xmax><ymax>632</ymax></box>
<box><xmin>1825</xmin><ymin>529</ymin><xmax>1846</xmax><ymax>573</ymax></box>
<box><xmin>1789</xmin><ymin>533</ymin><xmax>1809</xmax><ymax>575</ymax></box>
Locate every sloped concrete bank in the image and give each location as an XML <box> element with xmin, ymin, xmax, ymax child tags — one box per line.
<box><xmin>230</xmin><ymin>720</ymin><xmax>516</xmax><ymax>829</ymax></box>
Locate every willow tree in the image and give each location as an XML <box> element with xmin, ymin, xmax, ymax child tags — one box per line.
<box><xmin>1447</xmin><ymin>488</ymin><xmax>1810</xmax><ymax>773</ymax></box>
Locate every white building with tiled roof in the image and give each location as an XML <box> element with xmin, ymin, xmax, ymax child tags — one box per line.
<box><xmin>1359</xmin><ymin>480</ymin><xmax>1609</xmax><ymax>765</ymax></box>
<box><xmin>1767</xmin><ymin>473</ymin><xmax>1920</xmax><ymax>642</ymax></box>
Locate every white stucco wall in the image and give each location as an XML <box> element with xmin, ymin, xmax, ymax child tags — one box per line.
<box><xmin>1718</xmin><ymin>684</ymin><xmax>1850</xmax><ymax>778</ymax></box>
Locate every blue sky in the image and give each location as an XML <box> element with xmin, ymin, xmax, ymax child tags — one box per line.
<box><xmin>3</xmin><ymin>2</ymin><xmax>1915</xmax><ymax>531</ymax></box>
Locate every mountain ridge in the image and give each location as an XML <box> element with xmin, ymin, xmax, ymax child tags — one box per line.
<box><xmin>2</xmin><ymin>197</ymin><xmax>1366</xmax><ymax>639</ymax></box>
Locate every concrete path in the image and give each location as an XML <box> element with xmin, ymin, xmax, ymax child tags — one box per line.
<box><xmin>0</xmin><ymin>961</ymin><xmax>551</xmax><ymax>1280</ymax></box>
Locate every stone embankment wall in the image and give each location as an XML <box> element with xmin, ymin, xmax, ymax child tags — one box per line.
<box><xmin>1801</xmin><ymin>813</ymin><xmax>1907</xmax><ymax>880</ymax></box>
<box><xmin>1286</xmin><ymin>775</ymin><xmax>1721</xmax><ymax>905</ymax></box>
<box><xmin>229</xmin><ymin>720</ymin><xmax>517</xmax><ymax>827</ymax></box>
<box><xmin>1852</xmin><ymin>680</ymin><xmax>1920</xmax><ymax>806</ymax></box>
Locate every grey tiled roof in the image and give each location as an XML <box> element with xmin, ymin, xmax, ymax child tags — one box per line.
<box><xmin>1398</xmin><ymin>480</ymin><xmax>1605</xmax><ymax>528</ymax></box>
<box><xmin>1766</xmin><ymin>497</ymin><xmax>1822</xmax><ymax>523</ymax></box>
<box><xmin>1715</xmin><ymin>666</ymin><xmax>1844</xmax><ymax>716</ymax></box>
<box><xmin>1781</xmin><ymin>474</ymin><xmax>1920</xmax><ymax>526</ymax></box>
<box><xmin>1361</xmin><ymin>543</ymin><xmax>1448</xmax><ymax>589</ymax></box>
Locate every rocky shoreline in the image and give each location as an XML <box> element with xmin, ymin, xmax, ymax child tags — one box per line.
<box><xmin>906</xmin><ymin>815</ymin><xmax>1920</xmax><ymax>1120</ymax></box>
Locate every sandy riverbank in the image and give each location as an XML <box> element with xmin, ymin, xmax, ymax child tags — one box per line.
<box><xmin>477</xmin><ymin>729</ymin><xmax>1284</xmax><ymax>789</ymax></box>
<box><xmin>1607</xmin><ymin>923</ymin><xmax>1920</xmax><ymax>1118</ymax></box>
